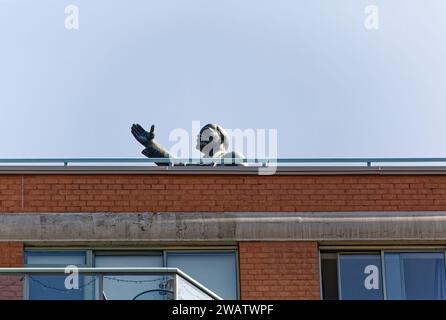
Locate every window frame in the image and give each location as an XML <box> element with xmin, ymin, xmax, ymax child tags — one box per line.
<box><xmin>320</xmin><ymin>247</ymin><xmax>446</xmax><ymax>300</ymax></box>
<box><xmin>24</xmin><ymin>250</ymin><xmax>92</xmax><ymax>300</ymax></box>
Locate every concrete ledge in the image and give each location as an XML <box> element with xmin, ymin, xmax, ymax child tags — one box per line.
<box><xmin>1</xmin><ymin>212</ymin><xmax>446</xmax><ymax>243</ymax></box>
<box><xmin>1</xmin><ymin>165</ymin><xmax>446</xmax><ymax>175</ymax></box>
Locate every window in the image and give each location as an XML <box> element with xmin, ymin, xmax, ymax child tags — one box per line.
<box><xmin>321</xmin><ymin>250</ymin><xmax>446</xmax><ymax>300</ymax></box>
<box><xmin>25</xmin><ymin>251</ymin><xmax>93</xmax><ymax>300</ymax></box>
<box><xmin>384</xmin><ymin>252</ymin><xmax>446</xmax><ymax>300</ymax></box>
<box><xmin>320</xmin><ymin>253</ymin><xmax>338</xmax><ymax>300</ymax></box>
<box><xmin>95</xmin><ymin>254</ymin><xmax>167</xmax><ymax>300</ymax></box>
<box><xmin>25</xmin><ymin>249</ymin><xmax>239</xmax><ymax>300</ymax></box>
<box><xmin>166</xmin><ymin>252</ymin><xmax>238</xmax><ymax>300</ymax></box>
<box><xmin>338</xmin><ymin>254</ymin><xmax>383</xmax><ymax>300</ymax></box>
<box><xmin>26</xmin><ymin>251</ymin><xmax>86</xmax><ymax>266</ymax></box>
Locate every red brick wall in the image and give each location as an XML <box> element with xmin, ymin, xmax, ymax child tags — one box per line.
<box><xmin>239</xmin><ymin>242</ymin><xmax>320</xmax><ymax>300</ymax></box>
<box><xmin>0</xmin><ymin>242</ymin><xmax>24</xmax><ymax>300</ymax></box>
<box><xmin>0</xmin><ymin>242</ymin><xmax>23</xmax><ymax>267</ymax></box>
<box><xmin>0</xmin><ymin>174</ymin><xmax>445</xmax><ymax>212</ymax></box>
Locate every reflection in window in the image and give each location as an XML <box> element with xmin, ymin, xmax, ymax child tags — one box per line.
<box><xmin>338</xmin><ymin>254</ymin><xmax>383</xmax><ymax>300</ymax></box>
<box><xmin>384</xmin><ymin>252</ymin><xmax>446</xmax><ymax>300</ymax></box>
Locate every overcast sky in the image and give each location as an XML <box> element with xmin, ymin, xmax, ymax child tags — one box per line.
<box><xmin>0</xmin><ymin>0</ymin><xmax>445</xmax><ymax>159</ymax></box>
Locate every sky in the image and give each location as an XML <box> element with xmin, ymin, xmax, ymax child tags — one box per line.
<box><xmin>0</xmin><ymin>0</ymin><xmax>445</xmax><ymax>159</ymax></box>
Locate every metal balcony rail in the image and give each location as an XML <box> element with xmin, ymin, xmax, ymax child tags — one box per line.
<box><xmin>0</xmin><ymin>267</ymin><xmax>223</xmax><ymax>300</ymax></box>
<box><xmin>0</xmin><ymin>157</ymin><xmax>446</xmax><ymax>167</ymax></box>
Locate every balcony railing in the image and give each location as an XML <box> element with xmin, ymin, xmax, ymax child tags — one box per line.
<box><xmin>0</xmin><ymin>267</ymin><xmax>223</xmax><ymax>300</ymax></box>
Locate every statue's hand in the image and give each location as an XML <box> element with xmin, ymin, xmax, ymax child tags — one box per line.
<box><xmin>131</xmin><ymin>124</ymin><xmax>155</xmax><ymax>147</ymax></box>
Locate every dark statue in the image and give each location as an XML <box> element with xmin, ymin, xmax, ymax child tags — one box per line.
<box><xmin>131</xmin><ymin>123</ymin><xmax>244</xmax><ymax>166</ymax></box>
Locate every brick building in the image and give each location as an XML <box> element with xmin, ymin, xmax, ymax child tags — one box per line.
<box><xmin>1</xmin><ymin>164</ymin><xmax>446</xmax><ymax>300</ymax></box>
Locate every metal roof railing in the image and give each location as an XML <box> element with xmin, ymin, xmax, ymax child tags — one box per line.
<box><xmin>0</xmin><ymin>157</ymin><xmax>446</xmax><ymax>167</ymax></box>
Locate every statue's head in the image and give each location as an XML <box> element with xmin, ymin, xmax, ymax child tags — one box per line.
<box><xmin>196</xmin><ymin>124</ymin><xmax>229</xmax><ymax>156</ymax></box>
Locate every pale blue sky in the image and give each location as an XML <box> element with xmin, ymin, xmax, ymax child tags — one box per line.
<box><xmin>0</xmin><ymin>0</ymin><xmax>445</xmax><ymax>158</ymax></box>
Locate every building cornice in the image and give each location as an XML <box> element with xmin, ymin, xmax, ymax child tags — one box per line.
<box><xmin>2</xmin><ymin>211</ymin><xmax>446</xmax><ymax>243</ymax></box>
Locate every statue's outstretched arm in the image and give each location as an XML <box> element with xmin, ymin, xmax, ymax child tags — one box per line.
<box><xmin>131</xmin><ymin>124</ymin><xmax>174</xmax><ymax>166</ymax></box>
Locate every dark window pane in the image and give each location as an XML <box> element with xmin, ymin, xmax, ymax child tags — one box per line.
<box><xmin>339</xmin><ymin>254</ymin><xmax>383</xmax><ymax>300</ymax></box>
<box><xmin>321</xmin><ymin>253</ymin><xmax>338</xmax><ymax>300</ymax></box>
<box><xmin>384</xmin><ymin>252</ymin><xmax>446</xmax><ymax>300</ymax></box>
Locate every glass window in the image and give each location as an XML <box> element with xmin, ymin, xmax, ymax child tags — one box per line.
<box><xmin>95</xmin><ymin>255</ymin><xmax>169</xmax><ymax>300</ymax></box>
<box><xmin>166</xmin><ymin>252</ymin><xmax>238</xmax><ymax>300</ymax></box>
<box><xmin>25</xmin><ymin>251</ymin><xmax>92</xmax><ymax>300</ymax></box>
<box><xmin>24</xmin><ymin>249</ymin><xmax>239</xmax><ymax>300</ymax></box>
<box><xmin>25</xmin><ymin>251</ymin><xmax>86</xmax><ymax>266</ymax></box>
<box><xmin>27</xmin><ymin>274</ymin><xmax>96</xmax><ymax>300</ymax></box>
<box><xmin>338</xmin><ymin>254</ymin><xmax>383</xmax><ymax>300</ymax></box>
<box><xmin>95</xmin><ymin>255</ymin><xmax>162</xmax><ymax>268</ymax></box>
<box><xmin>384</xmin><ymin>252</ymin><xmax>446</xmax><ymax>300</ymax></box>
<box><xmin>321</xmin><ymin>253</ymin><xmax>339</xmax><ymax>300</ymax></box>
